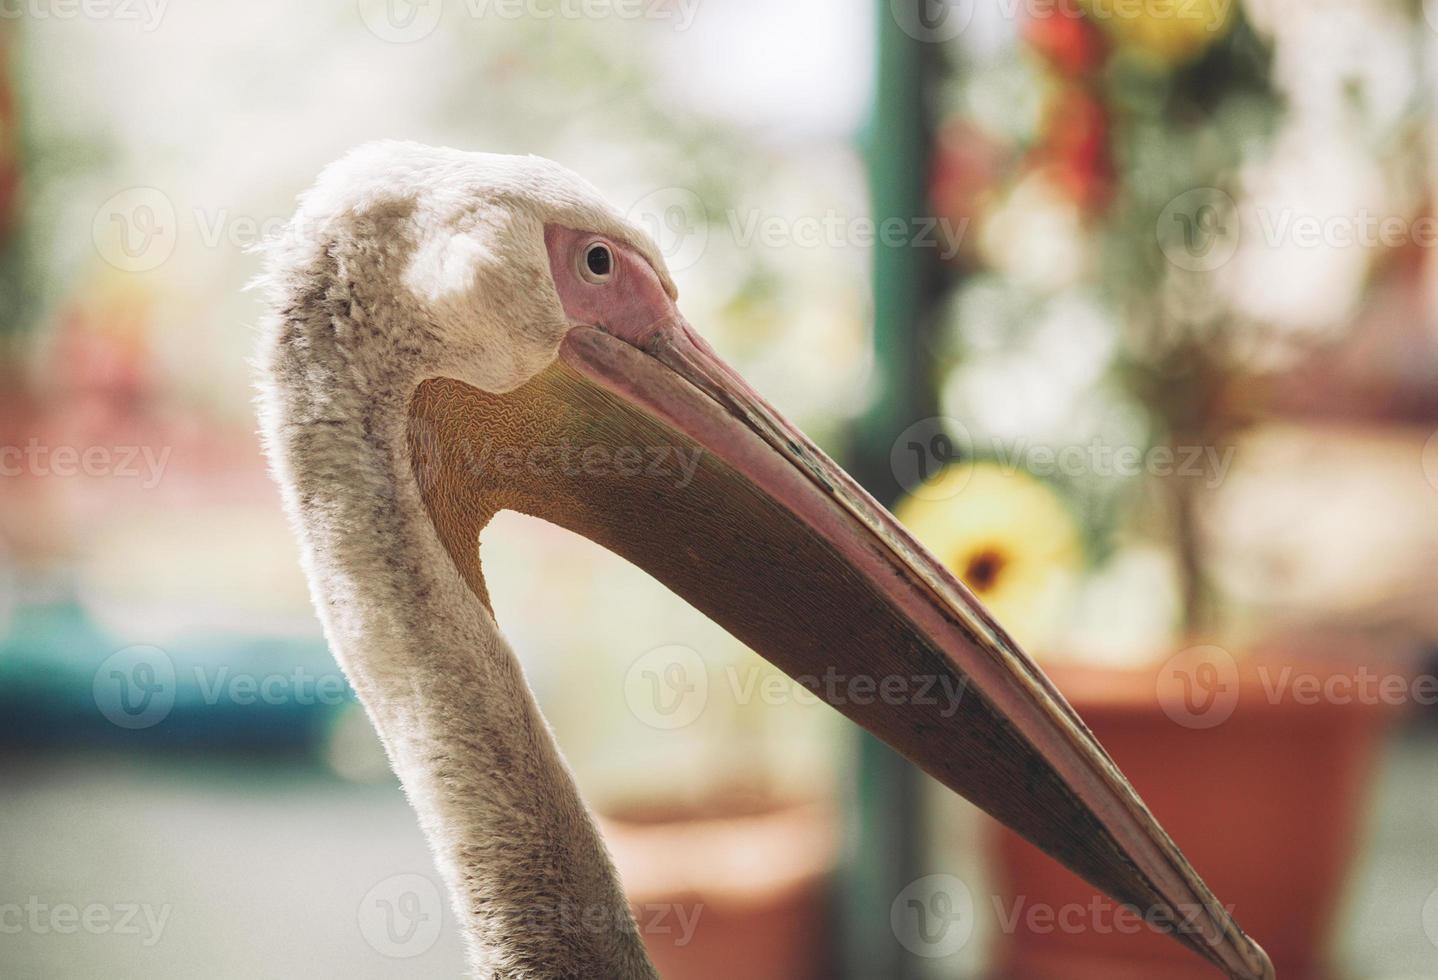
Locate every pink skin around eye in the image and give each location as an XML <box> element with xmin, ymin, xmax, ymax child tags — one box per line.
<box><xmin>543</xmin><ymin>224</ymin><xmax>680</xmax><ymax>348</ymax></box>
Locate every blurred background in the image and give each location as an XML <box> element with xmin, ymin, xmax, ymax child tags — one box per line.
<box><xmin>3</xmin><ymin>1</ymin><xmax>1438</xmax><ymax>977</ymax></box>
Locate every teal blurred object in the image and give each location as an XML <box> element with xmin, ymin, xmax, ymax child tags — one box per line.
<box><xmin>839</xmin><ymin>4</ymin><xmax>943</xmax><ymax>979</ymax></box>
<box><xmin>0</xmin><ymin>599</ymin><xmax>346</xmax><ymax>751</ymax></box>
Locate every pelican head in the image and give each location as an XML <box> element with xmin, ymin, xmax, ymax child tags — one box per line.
<box><xmin>257</xmin><ymin>142</ymin><xmax>1272</xmax><ymax>980</ymax></box>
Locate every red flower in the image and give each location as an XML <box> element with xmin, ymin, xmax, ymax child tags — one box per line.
<box><xmin>1035</xmin><ymin>88</ymin><xmax>1114</xmax><ymax>214</ymax></box>
<box><xmin>1022</xmin><ymin>1</ymin><xmax>1107</xmax><ymax>78</ymax></box>
<box><xmin>930</xmin><ymin>120</ymin><xmax>1008</xmax><ymax>263</ymax></box>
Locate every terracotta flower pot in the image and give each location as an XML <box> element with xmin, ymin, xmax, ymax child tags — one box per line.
<box><xmin>600</xmin><ymin>797</ymin><xmax>836</xmax><ymax>980</ymax></box>
<box><xmin>988</xmin><ymin>646</ymin><xmax>1398</xmax><ymax>980</ymax></box>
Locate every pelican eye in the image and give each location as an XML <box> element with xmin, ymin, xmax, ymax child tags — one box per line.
<box><xmin>580</xmin><ymin>242</ymin><xmax>613</xmax><ymax>283</ymax></box>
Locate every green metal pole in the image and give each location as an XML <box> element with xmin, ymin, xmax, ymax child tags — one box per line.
<box><xmin>839</xmin><ymin>4</ymin><xmax>940</xmax><ymax>979</ymax></box>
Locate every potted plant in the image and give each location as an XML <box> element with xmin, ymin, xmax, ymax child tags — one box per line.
<box><xmin>898</xmin><ymin>441</ymin><xmax>1406</xmax><ymax>978</ymax></box>
<box><xmin>902</xmin><ymin>3</ymin><xmax>1435</xmax><ymax>973</ymax></box>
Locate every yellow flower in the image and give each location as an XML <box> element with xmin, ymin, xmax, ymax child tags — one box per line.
<box><xmin>895</xmin><ymin>462</ymin><xmax>1083</xmax><ymax>651</ymax></box>
<box><xmin>1080</xmin><ymin>0</ymin><xmax>1232</xmax><ymax>66</ymax></box>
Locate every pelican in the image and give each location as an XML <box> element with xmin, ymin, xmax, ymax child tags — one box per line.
<box><xmin>255</xmin><ymin>142</ymin><xmax>1273</xmax><ymax>980</ymax></box>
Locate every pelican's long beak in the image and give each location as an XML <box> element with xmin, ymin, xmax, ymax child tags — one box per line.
<box><xmin>407</xmin><ymin>259</ymin><xmax>1273</xmax><ymax>980</ymax></box>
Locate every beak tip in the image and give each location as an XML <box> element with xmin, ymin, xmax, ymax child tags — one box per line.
<box><xmin>1250</xmin><ymin>941</ymin><xmax>1276</xmax><ymax>980</ymax></box>
<box><xmin>1223</xmin><ymin>933</ymin><xmax>1274</xmax><ymax>980</ymax></box>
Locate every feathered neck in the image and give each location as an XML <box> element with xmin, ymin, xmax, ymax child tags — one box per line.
<box><xmin>257</xmin><ymin>266</ymin><xmax>656</xmax><ymax>979</ymax></box>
